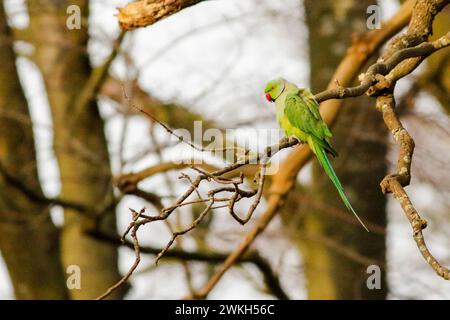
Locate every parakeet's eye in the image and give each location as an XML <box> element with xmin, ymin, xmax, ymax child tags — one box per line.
<box><xmin>265</xmin><ymin>93</ymin><xmax>273</xmax><ymax>102</ymax></box>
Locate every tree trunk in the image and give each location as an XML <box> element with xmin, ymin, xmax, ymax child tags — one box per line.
<box><xmin>27</xmin><ymin>0</ymin><xmax>124</xmax><ymax>299</ymax></box>
<box><xmin>0</xmin><ymin>1</ymin><xmax>68</xmax><ymax>299</ymax></box>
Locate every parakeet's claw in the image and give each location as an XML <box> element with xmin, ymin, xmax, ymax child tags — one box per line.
<box><xmin>288</xmin><ymin>136</ymin><xmax>301</xmax><ymax>144</ymax></box>
<box><xmin>279</xmin><ymin>136</ymin><xmax>290</xmax><ymax>145</ymax></box>
<box><xmin>279</xmin><ymin>136</ymin><xmax>301</xmax><ymax>148</ymax></box>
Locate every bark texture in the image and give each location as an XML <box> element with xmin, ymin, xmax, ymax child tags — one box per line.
<box><xmin>0</xmin><ymin>1</ymin><xmax>68</xmax><ymax>299</ymax></box>
<box><xmin>27</xmin><ymin>0</ymin><xmax>124</xmax><ymax>299</ymax></box>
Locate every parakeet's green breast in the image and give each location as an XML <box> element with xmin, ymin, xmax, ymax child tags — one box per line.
<box><xmin>274</xmin><ymin>83</ymin><xmax>309</xmax><ymax>142</ymax></box>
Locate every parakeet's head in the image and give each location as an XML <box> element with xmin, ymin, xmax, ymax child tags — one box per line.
<box><xmin>264</xmin><ymin>78</ymin><xmax>286</xmax><ymax>102</ymax></box>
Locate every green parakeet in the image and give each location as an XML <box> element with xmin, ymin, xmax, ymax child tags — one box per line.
<box><xmin>264</xmin><ymin>78</ymin><xmax>368</xmax><ymax>231</ymax></box>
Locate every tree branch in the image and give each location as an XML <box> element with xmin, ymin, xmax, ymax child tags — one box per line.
<box><xmin>377</xmin><ymin>94</ymin><xmax>449</xmax><ymax>280</ymax></box>
<box><xmin>92</xmin><ymin>212</ymin><xmax>289</xmax><ymax>300</ymax></box>
<box><xmin>314</xmin><ymin>31</ymin><xmax>450</xmax><ymax>102</ymax></box>
<box><xmin>71</xmin><ymin>30</ymin><xmax>126</xmax><ymax>122</ymax></box>
<box><xmin>0</xmin><ymin>159</ymin><xmax>117</xmax><ymax>220</ymax></box>
<box><xmin>117</xmin><ymin>0</ymin><xmax>209</xmax><ymax>30</ymax></box>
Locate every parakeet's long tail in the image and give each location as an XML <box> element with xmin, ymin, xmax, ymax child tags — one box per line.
<box><xmin>308</xmin><ymin>137</ymin><xmax>369</xmax><ymax>232</ymax></box>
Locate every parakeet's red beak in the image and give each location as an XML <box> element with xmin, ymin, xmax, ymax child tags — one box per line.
<box><xmin>265</xmin><ymin>93</ymin><xmax>273</xmax><ymax>102</ymax></box>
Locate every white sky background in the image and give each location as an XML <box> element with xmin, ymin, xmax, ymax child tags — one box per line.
<box><xmin>0</xmin><ymin>0</ymin><xmax>449</xmax><ymax>299</ymax></box>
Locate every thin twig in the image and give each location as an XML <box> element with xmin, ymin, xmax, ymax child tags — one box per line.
<box><xmin>132</xmin><ymin>105</ymin><xmax>248</xmax><ymax>154</ymax></box>
<box><xmin>96</xmin><ymin>207</ymin><xmax>145</xmax><ymax>300</ymax></box>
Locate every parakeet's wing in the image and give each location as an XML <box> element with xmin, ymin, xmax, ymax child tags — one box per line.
<box><xmin>284</xmin><ymin>92</ymin><xmax>337</xmax><ymax>156</ymax></box>
<box><xmin>293</xmin><ymin>89</ymin><xmax>332</xmax><ymax>137</ymax></box>
<box><xmin>285</xmin><ymin>91</ymin><xmax>367</xmax><ymax>230</ymax></box>
<box><xmin>297</xmin><ymin>89</ymin><xmax>321</xmax><ymax>120</ymax></box>
<box><xmin>284</xmin><ymin>93</ymin><xmax>323</xmax><ymax>139</ymax></box>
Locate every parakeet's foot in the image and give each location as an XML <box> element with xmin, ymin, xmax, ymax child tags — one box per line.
<box><xmin>279</xmin><ymin>136</ymin><xmax>301</xmax><ymax>147</ymax></box>
<box><xmin>288</xmin><ymin>136</ymin><xmax>301</xmax><ymax>144</ymax></box>
<box><xmin>279</xmin><ymin>136</ymin><xmax>290</xmax><ymax>145</ymax></box>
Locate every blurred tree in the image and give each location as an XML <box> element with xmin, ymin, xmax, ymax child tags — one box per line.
<box><xmin>0</xmin><ymin>0</ymin><xmax>448</xmax><ymax>300</ymax></box>
<box><xmin>282</xmin><ymin>0</ymin><xmax>388</xmax><ymax>299</ymax></box>
<box><xmin>26</xmin><ymin>0</ymin><xmax>123</xmax><ymax>299</ymax></box>
<box><xmin>418</xmin><ymin>6</ymin><xmax>450</xmax><ymax>113</ymax></box>
<box><xmin>0</xmin><ymin>1</ymin><xmax>67</xmax><ymax>299</ymax></box>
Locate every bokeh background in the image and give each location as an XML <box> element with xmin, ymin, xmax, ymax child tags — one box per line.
<box><xmin>0</xmin><ymin>0</ymin><xmax>449</xmax><ymax>299</ymax></box>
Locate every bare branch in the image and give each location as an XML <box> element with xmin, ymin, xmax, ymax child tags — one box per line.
<box><xmin>0</xmin><ymin>159</ymin><xmax>115</xmax><ymax>218</ymax></box>
<box><xmin>132</xmin><ymin>105</ymin><xmax>249</xmax><ymax>154</ymax></box>
<box><xmin>71</xmin><ymin>30</ymin><xmax>126</xmax><ymax>123</ymax></box>
<box><xmin>93</xmin><ymin>228</ymin><xmax>289</xmax><ymax>299</ymax></box>
<box><xmin>96</xmin><ymin>208</ymin><xmax>144</xmax><ymax>300</ymax></box>
<box><xmin>117</xmin><ymin>0</ymin><xmax>208</xmax><ymax>30</ymax></box>
<box><xmin>377</xmin><ymin>94</ymin><xmax>450</xmax><ymax>280</ymax></box>
<box><xmin>155</xmin><ymin>200</ymin><xmax>214</xmax><ymax>264</ymax></box>
<box><xmin>314</xmin><ymin>31</ymin><xmax>450</xmax><ymax>102</ymax></box>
